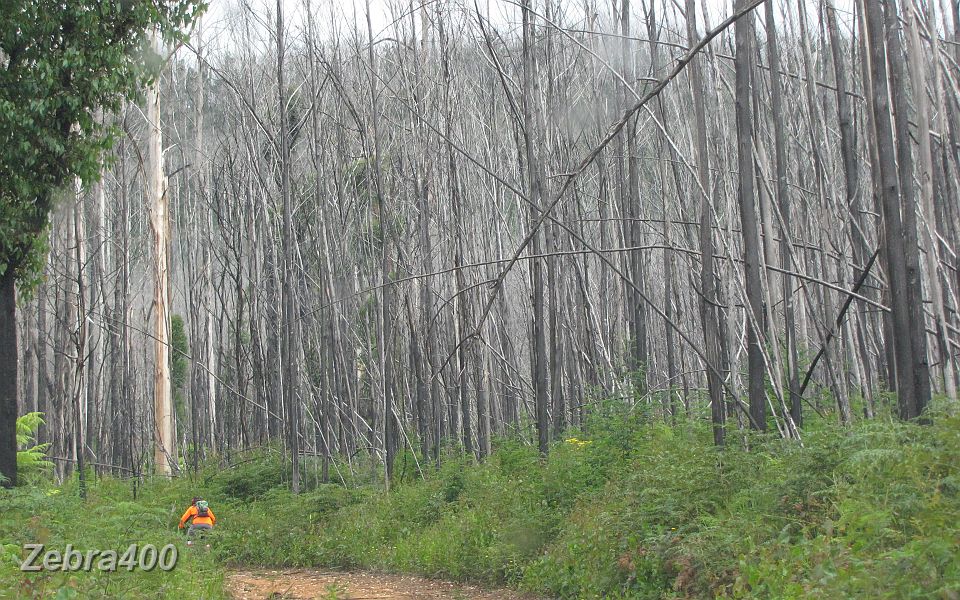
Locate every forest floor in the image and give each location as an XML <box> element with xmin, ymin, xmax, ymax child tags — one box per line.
<box><xmin>226</xmin><ymin>568</ymin><xmax>537</xmax><ymax>599</ymax></box>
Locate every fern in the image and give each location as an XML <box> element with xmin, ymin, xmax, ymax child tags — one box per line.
<box><xmin>15</xmin><ymin>412</ymin><xmax>53</xmax><ymax>478</ymax></box>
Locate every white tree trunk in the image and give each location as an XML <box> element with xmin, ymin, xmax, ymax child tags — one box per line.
<box><xmin>149</xmin><ymin>33</ymin><xmax>174</xmax><ymax>476</ymax></box>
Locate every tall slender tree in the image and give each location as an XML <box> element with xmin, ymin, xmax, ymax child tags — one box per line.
<box><xmin>734</xmin><ymin>0</ymin><xmax>766</xmax><ymax>430</ymax></box>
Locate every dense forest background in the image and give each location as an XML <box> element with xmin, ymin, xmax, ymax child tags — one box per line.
<box><xmin>13</xmin><ymin>0</ymin><xmax>960</xmax><ymax>489</ymax></box>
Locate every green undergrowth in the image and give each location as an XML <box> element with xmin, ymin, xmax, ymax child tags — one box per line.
<box><xmin>0</xmin><ymin>476</ymin><xmax>225</xmax><ymax>598</ymax></box>
<box><xmin>3</xmin><ymin>403</ymin><xmax>960</xmax><ymax>598</ymax></box>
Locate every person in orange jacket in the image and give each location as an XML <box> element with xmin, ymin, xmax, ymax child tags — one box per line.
<box><xmin>179</xmin><ymin>497</ymin><xmax>216</xmax><ymax>544</ymax></box>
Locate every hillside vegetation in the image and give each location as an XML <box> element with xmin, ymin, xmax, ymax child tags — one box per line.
<box><xmin>3</xmin><ymin>404</ymin><xmax>959</xmax><ymax>599</ymax></box>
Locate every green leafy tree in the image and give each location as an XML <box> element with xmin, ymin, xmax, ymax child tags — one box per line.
<box><xmin>0</xmin><ymin>0</ymin><xmax>203</xmax><ymax>487</ymax></box>
<box><xmin>171</xmin><ymin>314</ymin><xmax>189</xmax><ymax>423</ymax></box>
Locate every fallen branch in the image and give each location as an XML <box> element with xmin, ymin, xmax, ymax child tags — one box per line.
<box><xmin>799</xmin><ymin>246</ymin><xmax>881</xmax><ymax>397</ymax></box>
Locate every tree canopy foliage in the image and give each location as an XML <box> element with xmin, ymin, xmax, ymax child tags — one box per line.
<box><xmin>0</xmin><ymin>0</ymin><xmax>203</xmax><ymax>285</ymax></box>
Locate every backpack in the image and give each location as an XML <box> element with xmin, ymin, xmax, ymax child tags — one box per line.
<box><xmin>196</xmin><ymin>500</ymin><xmax>209</xmax><ymax>517</ymax></box>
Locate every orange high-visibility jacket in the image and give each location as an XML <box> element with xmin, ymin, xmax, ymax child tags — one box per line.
<box><xmin>179</xmin><ymin>505</ymin><xmax>216</xmax><ymax>529</ymax></box>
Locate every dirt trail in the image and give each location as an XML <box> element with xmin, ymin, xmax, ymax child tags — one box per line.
<box><xmin>226</xmin><ymin>569</ymin><xmax>539</xmax><ymax>600</ymax></box>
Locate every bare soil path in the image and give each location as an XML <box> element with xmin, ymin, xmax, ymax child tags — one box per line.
<box><xmin>226</xmin><ymin>569</ymin><xmax>540</xmax><ymax>600</ymax></box>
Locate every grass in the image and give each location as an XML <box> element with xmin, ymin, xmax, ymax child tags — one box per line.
<box><xmin>1</xmin><ymin>477</ymin><xmax>225</xmax><ymax>598</ymax></box>
<box><xmin>3</xmin><ymin>401</ymin><xmax>960</xmax><ymax>598</ymax></box>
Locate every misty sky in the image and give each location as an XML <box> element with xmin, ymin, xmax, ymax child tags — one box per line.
<box><xmin>193</xmin><ymin>0</ymin><xmax>862</xmax><ymax>56</ymax></box>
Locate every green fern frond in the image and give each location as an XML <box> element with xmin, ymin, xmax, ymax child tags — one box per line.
<box><xmin>16</xmin><ymin>412</ymin><xmax>46</xmax><ymax>446</ymax></box>
<box><xmin>15</xmin><ymin>412</ymin><xmax>53</xmax><ymax>477</ymax></box>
